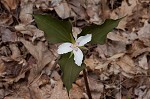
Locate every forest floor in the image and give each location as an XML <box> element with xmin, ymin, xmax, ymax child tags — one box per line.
<box><xmin>0</xmin><ymin>0</ymin><xmax>150</xmax><ymax>99</ymax></box>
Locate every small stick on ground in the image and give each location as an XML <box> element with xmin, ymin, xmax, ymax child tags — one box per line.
<box><xmin>83</xmin><ymin>69</ymin><xmax>92</xmax><ymax>99</ymax></box>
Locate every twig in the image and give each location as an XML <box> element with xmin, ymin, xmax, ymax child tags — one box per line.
<box><xmin>83</xmin><ymin>69</ymin><xmax>92</xmax><ymax>99</ymax></box>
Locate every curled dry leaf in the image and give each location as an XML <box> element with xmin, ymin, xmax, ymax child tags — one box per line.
<box><xmin>15</xmin><ymin>24</ymin><xmax>44</xmax><ymax>41</ymax></box>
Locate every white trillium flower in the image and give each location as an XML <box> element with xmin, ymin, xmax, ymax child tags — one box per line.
<box><xmin>57</xmin><ymin>34</ymin><xmax>92</xmax><ymax>66</ymax></box>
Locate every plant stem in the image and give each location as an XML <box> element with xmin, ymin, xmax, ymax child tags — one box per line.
<box><xmin>83</xmin><ymin>69</ymin><xmax>92</xmax><ymax>99</ymax></box>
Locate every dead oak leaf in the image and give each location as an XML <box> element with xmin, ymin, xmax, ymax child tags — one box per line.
<box><xmin>19</xmin><ymin>38</ymin><xmax>54</xmax><ymax>75</ymax></box>
<box><xmin>116</xmin><ymin>55</ymin><xmax>137</xmax><ymax>74</ymax></box>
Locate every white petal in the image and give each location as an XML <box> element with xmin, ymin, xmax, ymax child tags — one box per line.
<box><xmin>57</xmin><ymin>43</ymin><xmax>73</xmax><ymax>54</ymax></box>
<box><xmin>73</xmin><ymin>48</ymin><xmax>83</xmax><ymax>66</ymax></box>
<box><xmin>72</xmin><ymin>27</ymin><xmax>81</xmax><ymax>40</ymax></box>
<box><xmin>76</xmin><ymin>34</ymin><xmax>92</xmax><ymax>46</ymax></box>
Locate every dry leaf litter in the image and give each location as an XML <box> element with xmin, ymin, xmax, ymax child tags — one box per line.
<box><xmin>0</xmin><ymin>0</ymin><xmax>150</xmax><ymax>99</ymax></box>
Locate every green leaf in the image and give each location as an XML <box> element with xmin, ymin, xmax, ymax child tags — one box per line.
<box><xmin>33</xmin><ymin>14</ymin><xmax>73</xmax><ymax>43</ymax></box>
<box><xmin>80</xmin><ymin>18</ymin><xmax>123</xmax><ymax>44</ymax></box>
<box><xmin>58</xmin><ymin>53</ymin><xmax>85</xmax><ymax>94</ymax></box>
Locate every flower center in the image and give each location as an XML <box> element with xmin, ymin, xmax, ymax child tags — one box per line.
<box><xmin>71</xmin><ymin>43</ymin><xmax>79</xmax><ymax>51</ymax></box>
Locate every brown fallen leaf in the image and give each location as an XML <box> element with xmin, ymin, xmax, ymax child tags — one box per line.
<box><xmin>15</xmin><ymin>24</ymin><xmax>44</xmax><ymax>41</ymax></box>
<box><xmin>54</xmin><ymin>2</ymin><xmax>71</xmax><ymax>19</ymax></box>
<box><xmin>95</xmin><ymin>44</ymin><xmax>107</xmax><ymax>59</ymax></box>
<box><xmin>9</xmin><ymin>44</ymin><xmax>21</xmax><ymax>60</ymax></box>
<box><xmin>110</xmin><ymin>0</ymin><xmax>138</xmax><ymax>30</ymax></box>
<box><xmin>137</xmin><ymin>21</ymin><xmax>150</xmax><ymax>46</ymax></box>
<box><xmin>107</xmin><ymin>31</ymin><xmax>129</xmax><ymax>44</ymax></box>
<box><xmin>88</xmin><ymin>76</ymin><xmax>104</xmax><ymax>99</ymax></box>
<box><xmin>19</xmin><ymin>38</ymin><xmax>54</xmax><ymax>82</ymax></box>
<box><xmin>134</xmin><ymin>85</ymin><xmax>147</xmax><ymax>99</ymax></box>
<box><xmin>49</xmin><ymin>80</ymin><xmax>84</xmax><ymax>99</ymax></box>
<box><xmin>116</xmin><ymin>55</ymin><xmax>137</xmax><ymax>74</ymax></box>
<box><xmin>142</xmin><ymin>89</ymin><xmax>150</xmax><ymax>99</ymax></box>
<box><xmin>51</xmin><ymin>0</ymin><xmax>62</xmax><ymax>6</ymax></box>
<box><xmin>28</xmin><ymin>74</ymin><xmax>52</xmax><ymax>99</ymax></box>
<box><xmin>1</xmin><ymin>27</ymin><xmax>17</xmax><ymax>42</ymax></box>
<box><xmin>138</xmin><ymin>54</ymin><xmax>148</xmax><ymax>70</ymax></box>
<box><xmin>49</xmin><ymin>80</ymin><xmax>69</xmax><ymax>99</ymax></box>
<box><xmin>86</xmin><ymin>3</ymin><xmax>102</xmax><ymax>24</ymax></box>
<box><xmin>0</xmin><ymin>13</ymin><xmax>13</xmax><ymax>26</ymax></box>
<box><xmin>107</xmin><ymin>41</ymin><xmax>126</xmax><ymax>56</ymax></box>
<box><xmin>1</xmin><ymin>57</ymin><xmax>25</xmax><ymax>81</ymax></box>
<box><xmin>1</xmin><ymin>0</ymin><xmax>19</xmax><ymax>11</ymax></box>
<box><xmin>19</xmin><ymin>2</ymin><xmax>33</xmax><ymax>24</ymax></box>
<box><xmin>132</xmin><ymin>48</ymin><xmax>150</xmax><ymax>58</ymax></box>
<box><xmin>69</xmin><ymin>0</ymin><xmax>88</xmax><ymax>20</ymax></box>
<box><xmin>84</xmin><ymin>55</ymin><xmax>99</xmax><ymax>71</ymax></box>
<box><xmin>70</xmin><ymin>84</ymin><xmax>85</xmax><ymax>99</ymax></box>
